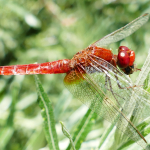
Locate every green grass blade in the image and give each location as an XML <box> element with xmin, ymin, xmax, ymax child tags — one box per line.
<box><xmin>34</xmin><ymin>75</ymin><xmax>59</xmax><ymax>150</ymax></box>
<box><xmin>66</xmin><ymin>109</ymin><xmax>97</xmax><ymax>150</ymax></box>
<box><xmin>24</xmin><ymin>128</ymin><xmax>46</xmax><ymax>150</ymax></box>
<box><xmin>136</xmin><ymin>51</ymin><xmax>150</xmax><ymax>86</ymax></box>
<box><xmin>117</xmin><ymin>117</ymin><xmax>150</xmax><ymax>149</ymax></box>
<box><xmin>0</xmin><ymin>127</ymin><xmax>14</xmax><ymax>150</ymax></box>
<box><xmin>60</xmin><ymin>121</ymin><xmax>76</xmax><ymax>150</ymax></box>
<box><xmin>98</xmin><ymin>123</ymin><xmax>115</xmax><ymax>149</ymax></box>
<box><xmin>0</xmin><ymin>80</ymin><xmax>20</xmax><ymax>150</ymax></box>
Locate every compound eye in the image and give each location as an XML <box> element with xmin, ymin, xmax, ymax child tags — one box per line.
<box><xmin>129</xmin><ymin>50</ymin><xmax>135</xmax><ymax>66</ymax></box>
<box><xmin>117</xmin><ymin>50</ymin><xmax>130</xmax><ymax>69</ymax></box>
<box><xmin>118</xmin><ymin>46</ymin><xmax>129</xmax><ymax>53</ymax></box>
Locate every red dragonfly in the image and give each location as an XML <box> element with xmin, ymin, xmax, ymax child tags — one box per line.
<box><xmin>1</xmin><ymin>13</ymin><xmax>150</xmax><ymax>149</ymax></box>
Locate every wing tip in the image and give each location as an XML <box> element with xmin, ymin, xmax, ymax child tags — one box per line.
<box><xmin>143</xmin><ymin>13</ymin><xmax>150</xmax><ymax>17</ymax></box>
<box><xmin>143</xmin><ymin>13</ymin><xmax>150</xmax><ymax>21</ymax></box>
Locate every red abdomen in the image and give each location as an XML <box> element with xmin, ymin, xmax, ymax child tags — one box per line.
<box><xmin>91</xmin><ymin>46</ymin><xmax>113</xmax><ymax>62</ymax></box>
<box><xmin>0</xmin><ymin>59</ymin><xmax>71</xmax><ymax>75</ymax></box>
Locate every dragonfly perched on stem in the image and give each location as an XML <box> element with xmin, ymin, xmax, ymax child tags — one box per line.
<box><xmin>1</xmin><ymin>13</ymin><xmax>150</xmax><ymax>149</ymax></box>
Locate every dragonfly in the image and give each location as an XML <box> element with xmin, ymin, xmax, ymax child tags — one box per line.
<box><xmin>1</xmin><ymin>13</ymin><xmax>150</xmax><ymax>149</ymax></box>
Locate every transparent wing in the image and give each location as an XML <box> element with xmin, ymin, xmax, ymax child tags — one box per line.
<box><xmin>64</xmin><ymin>56</ymin><xmax>150</xmax><ymax>149</ymax></box>
<box><xmin>91</xmin><ymin>13</ymin><xmax>149</xmax><ymax>47</ymax></box>
<box><xmin>87</xmin><ymin>54</ymin><xmax>150</xmax><ymax>125</ymax></box>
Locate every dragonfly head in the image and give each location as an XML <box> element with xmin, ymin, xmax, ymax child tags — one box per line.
<box><xmin>121</xmin><ymin>65</ymin><xmax>135</xmax><ymax>75</ymax></box>
<box><xmin>117</xmin><ymin>46</ymin><xmax>136</xmax><ymax>75</ymax></box>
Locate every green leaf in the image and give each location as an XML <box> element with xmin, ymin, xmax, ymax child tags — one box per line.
<box><xmin>0</xmin><ymin>127</ymin><xmax>14</xmax><ymax>150</ymax></box>
<box><xmin>143</xmin><ymin>73</ymin><xmax>149</xmax><ymax>90</ymax></box>
<box><xmin>136</xmin><ymin>51</ymin><xmax>150</xmax><ymax>86</ymax></box>
<box><xmin>60</xmin><ymin>121</ymin><xmax>76</xmax><ymax>150</ymax></box>
<box><xmin>66</xmin><ymin>109</ymin><xmax>97</xmax><ymax>150</ymax></box>
<box><xmin>116</xmin><ymin>117</ymin><xmax>150</xmax><ymax>149</ymax></box>
<box><xmin>137</xmin><ymin>116</ymin><xmax>150</xmax><ymax>133</ymax></box>
<box><xmin>143</xmin><ymin>72</ymin><xmax>150</xmax><ymax>93</ymax></box>
<box><xmin>98</xmin><ymin>123</ymin><xmax>115</xmax><ymax>149</ymax></box>
<box><xmin>34</xmin><ymin>75</ymin><xmax>59</xmax><ymax>150</ymax></box>
<box><xmin>24</xmin><ymin>128</ymin><xmax>46</xmax><ymax>150</ymax></box>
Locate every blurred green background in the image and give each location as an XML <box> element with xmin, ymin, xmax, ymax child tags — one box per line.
<box><xmin>0</xmin><ymin>0</ymin><xmax>150</xmax><ymax>150</ymax></box>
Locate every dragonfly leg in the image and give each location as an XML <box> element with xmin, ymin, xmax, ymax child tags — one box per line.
<box><xmin>111</xmin><ymin>57</ymin><xmax>138</xmax><ymax>89</ymax></box>
<box><xmin>114</xmin><ymin>72</ymin><xmax>137</xmax><ymax>90</ymax></box>
<box><xmin>104</xmin><ymin>73</ymin><xmax>125</xmax><ymax>109</ymax></box>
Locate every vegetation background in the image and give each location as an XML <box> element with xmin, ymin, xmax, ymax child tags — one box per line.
<box><xmin>0</xmin><ymin>0</ymin><xmax>150</xmax><ymax>150</ymax></box>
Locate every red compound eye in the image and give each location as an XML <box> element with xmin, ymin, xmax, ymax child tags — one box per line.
<box><xmin>117</xmin><ymin>50</ymin><xmax>130</xmax><ymax>69</ymax></box>
<box><xmin>129</xmin><ymin>50</ymin><xmax>135</xmax><ymax>66</ymax></box>
<box><xmin>118</xmin><ymin>46</ymin><xmax>129</xmax><ymax>53</ymax></box>
<box><xmin>117</xmin><ymin>46</ymin><xmax>135</xmax><ymax>69</ymax></box>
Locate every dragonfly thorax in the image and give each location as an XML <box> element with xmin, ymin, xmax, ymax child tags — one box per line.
<box><xmin>70</xmin><ymin>49</ymin><xmax>89</xmax><ymax>69</ymax></box>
